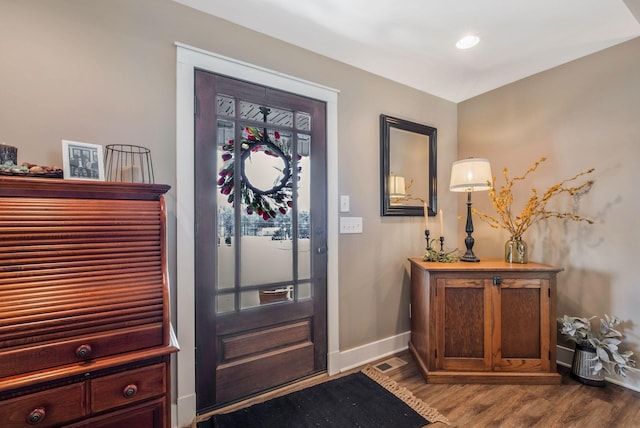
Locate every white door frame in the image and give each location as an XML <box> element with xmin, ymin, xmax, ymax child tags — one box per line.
<box><xmin>174</xmin><ymin>43</ymin><xmax>340</xmax><ymax>427</ymax></box>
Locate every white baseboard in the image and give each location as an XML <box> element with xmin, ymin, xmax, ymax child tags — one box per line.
<box><xmin>176</xmin><ymin>392</ymin><xmax>197</xmax><ymax>428</ymax></box>
<box><xmin>331</xmin><ymin>331</ymin><xmax>411</xmax><ymax>373</ymax></box>
<box><xmin>171</xmin><ymin>403</ymin><xmax>178</xmax><ymax>428</ymax></box>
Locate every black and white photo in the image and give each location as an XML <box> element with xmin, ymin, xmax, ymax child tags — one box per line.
<box><xmin>62</xmin><ymin>140</ymin><xmax>105</xmax><ymax>180</ymax></box>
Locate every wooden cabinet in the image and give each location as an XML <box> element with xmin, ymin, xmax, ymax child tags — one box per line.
<box><xmin>409</xmin><ymin>258</ymin><xmax>562</xmax><ymax>384</ymax></box>
<box><xmin>0</xmin><ymin>177</ymin><xmax>177</xmax><ymax>427</ymax></box>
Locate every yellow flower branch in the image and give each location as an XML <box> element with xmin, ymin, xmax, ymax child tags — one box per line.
<box><xmin>473</xmin><ymin>157</ymin><xmax>594</xmax><ymax>237</ymax></box>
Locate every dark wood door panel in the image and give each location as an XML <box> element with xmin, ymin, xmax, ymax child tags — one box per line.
<box><xmin>436</xmin><ymin>278</ymin><xmax>491</xmax><ymax>371</ymax></box>
<box><xmin>500</xmin><ymin>288</ymin><xmax>541</xmax><ymax>358</ymax></box>
<box><xmin>494</xmin><ymin>278</ymin><xmax>551</xmax><ymax>372</ymax></box>
<box><xmin>215</xmin><ymin>343</ymin><xmax>314</xmax><ymax>404</ymax></box>
<box><xmin>215</xmin><ymin>300</ymin><xmax>314</xmax><ymax>335</ymax></box>
<box><xmin>221</xmin><ymin>320</ymin><xmax>311</xmax><ymax>361</ymax></box>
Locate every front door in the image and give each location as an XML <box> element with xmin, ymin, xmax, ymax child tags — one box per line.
<box><xmin>194</xmin><ymin>70</ymin><xmax>327</xmax><ymax>412</ymax></box>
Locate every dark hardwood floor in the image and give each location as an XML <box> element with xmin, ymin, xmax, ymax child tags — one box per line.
<box><xmin>194</xmin><ymin>350</ymin><xmax>640</xmax><ymax>428</ymax></box>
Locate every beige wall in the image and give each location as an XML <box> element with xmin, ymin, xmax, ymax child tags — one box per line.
<box><xmin>0</xmin><ymin>0</ymin><xmax>458</xmax><ymax>353</ymax></box>
<box><xmin>458</xmin><ymin>37</ymin><xmax>640</xmax><ymax>388</ymax></box>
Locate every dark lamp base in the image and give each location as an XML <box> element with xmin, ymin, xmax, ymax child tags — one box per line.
<box><xmin>460</xmin><ymin>252</ymin><xmax>480</xmax><ymax>262</ymax></box>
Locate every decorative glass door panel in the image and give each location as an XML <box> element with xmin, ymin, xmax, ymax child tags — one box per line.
<box><xmin>215</xmin><ymin>103</ymin><xmax>312</xmax><ymax>311</ymax></box>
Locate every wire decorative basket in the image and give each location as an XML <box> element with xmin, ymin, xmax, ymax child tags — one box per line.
<box><xmin>104</xmin><ymin>144</ymin><xmax>154</xmax><ymax>183</ymax></box>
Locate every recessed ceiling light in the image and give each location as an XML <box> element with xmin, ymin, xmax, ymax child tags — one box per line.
<box><xmin>456</xmin><ymin>35</ymin><xmax>480</xmax><ymax>50</ymax></box>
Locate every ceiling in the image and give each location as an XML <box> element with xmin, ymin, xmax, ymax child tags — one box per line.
<box><xmin>175</xmin><ymin>0</ymin><xmax>640</xmax><ymax>102</ymax></box>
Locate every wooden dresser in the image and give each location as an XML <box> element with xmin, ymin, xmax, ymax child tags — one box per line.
<box><xmin>0</xmin><ymin>177</ymin><xmax>177</xmax><ymax>427</ymax></box>
<box><xmin>409</xmin><ymin>258</ymin><xmax>562</xmax><ymax>384</ymax></box>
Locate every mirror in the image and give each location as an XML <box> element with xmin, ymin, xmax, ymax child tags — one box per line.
<box><xmin>380</xmin><ymin>114</ymin><xmax>437</xmax><ymax>216</ymax></box>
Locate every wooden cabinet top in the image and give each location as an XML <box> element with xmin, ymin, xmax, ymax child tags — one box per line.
<box><xmin>0</xmin><ymin>176</ymin><xmax>170</xmax><ymax>200</ymax></box>
<box><xmin>409</xmin><ymin>258</ymin><xmax>563</xmax><ymax>273</ymax></box>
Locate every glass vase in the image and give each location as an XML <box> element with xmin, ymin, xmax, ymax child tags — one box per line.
<box><xmin>505</xmin><ymin>236</ymin><xmax>527</xmax><ymax>264</ymax></box>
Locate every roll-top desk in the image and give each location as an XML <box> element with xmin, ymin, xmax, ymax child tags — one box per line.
<box><xmin>0</xmin><ymin>176</ymin><xmax>177</xmax><ymax>427</ymax></box>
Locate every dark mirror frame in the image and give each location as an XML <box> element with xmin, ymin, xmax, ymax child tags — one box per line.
<box><xmin>380</xmin><ymin>114</ymin><xmax>437</xmax><ymax>216</ymax></box>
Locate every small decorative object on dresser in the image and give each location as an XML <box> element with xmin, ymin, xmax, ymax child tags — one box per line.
<box><xmin>0</xmin><ymin>143</ymin><xmax>17</xmax><ymax>164</ymax></box>
<box><xmin>62</xmin><ymin>139</ymin><xmax>105</xmax><ymax>180</ymax></box>
<box><xmin>558</xmin><ymin>314</ymin><xmax>635</xmax><ymax>386</ymax></box>
<box><xmin>473</xmin><ymin>157</ymin><xmax>595</xmax><ymax>263</ymax></box>
<box><xmin>105</xmin><ymin>144</ymin><xmax>155</xmax><ymax>183</ymax></box>
<box><xmin>0</xmin><ymin>176</ymin><xmax>178</xmax><ymax>427</ymax></box>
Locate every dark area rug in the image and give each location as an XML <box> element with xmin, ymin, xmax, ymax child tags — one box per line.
<box><xmin>196</xmin><ymin>366</ymin><xmax>449</xmax><ymax>427</ymax></box>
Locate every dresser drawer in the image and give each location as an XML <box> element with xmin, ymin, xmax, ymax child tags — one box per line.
<box><xmin>0</xmin><ymin>382</ymin><xmax>85</xmax><ymax>427</ymax></box>
<box><xmin>90</xmin><ymin>363</ymin><xmax>166</xmax><ymax>414</ymax></box>
<box><xmin>0</xmin><ymin>325</ymin><xmax>164</xmax><ymax>378</ymax></box>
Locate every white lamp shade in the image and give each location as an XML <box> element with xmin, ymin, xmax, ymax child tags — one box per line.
<box><xmin>449</xmin><ymin>158</ymin><xmax>493</xmax><ymax>192</ymax></box>
<box><xmin>389</xmin><ymin>175</ymin><xmax>406</xmax><ymax>197</ymax></box>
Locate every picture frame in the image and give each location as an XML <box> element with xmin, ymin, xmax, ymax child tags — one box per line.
<box><xmin>62</xmin><ymin>140</ymin><xmax>105</xmax><ymax>181</ymax></box>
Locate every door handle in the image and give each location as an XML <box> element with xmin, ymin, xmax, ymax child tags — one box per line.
<box><xmin>317</xmin><ymin>246</ymin><xmax>327</xmax><ymax>254</ymax></box>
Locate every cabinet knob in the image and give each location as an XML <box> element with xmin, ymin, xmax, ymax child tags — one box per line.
<box><xmin>75</xmin><ymin>344</ymin><xmax>92</xmax><ymax>359</ymax></box>
<box><xmin>493</xmin><ymin>276</ymin><xmax>502</xmax><ymax>285</ymax></box>
<box><xmin>26</xmin><ymin>407</ymin><xmax>46</xmax><ymax>425</ymax></box>
<box><xmin>123</xmin><ymin>384</ymin><xmax>138</xmax><ymax>398</ymax></box>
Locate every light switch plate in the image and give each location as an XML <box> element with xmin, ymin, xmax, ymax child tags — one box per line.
<box><xmin>340</xmin><ymin>195</ymin><xmax>350</xmax><ymax>212</ymax></box>
<box><xmin>340</xmin><ymin>217</ymin><xmax>363</xmax><ymax>234</ymax></box>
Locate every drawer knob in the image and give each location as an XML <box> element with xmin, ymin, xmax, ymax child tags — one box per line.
<box><xmin>123</xmin><ymin>384</ymin><xmax>138</xmax><ymax>398</ymax></box>
<box><xmin>27</xmin><ymin>407</ymin><xmax>46</xmax><ymax>424</ymax></box>
<box><xmin>75</xmin><ymin>344</ymin><xmax>92</xmax><ymax>359</ymax></box>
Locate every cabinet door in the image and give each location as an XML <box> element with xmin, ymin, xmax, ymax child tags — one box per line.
<box><xmin>493</xmin><ymin>277</ymin><xmax>551</xmax><ymax>372</ymax></box>
<box><xmin>434</xmin><ymin>277</ymin><xmax>492</xmax><ymax>371</ymax></box>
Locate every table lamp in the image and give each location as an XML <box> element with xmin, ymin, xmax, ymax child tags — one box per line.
<box><xmin>449</xmin><ymin>158</ymin><xmax>492</xmax><ymax>262</ymax></box>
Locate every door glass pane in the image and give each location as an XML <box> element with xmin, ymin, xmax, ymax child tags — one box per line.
<box><xmin>217</xmin><ymin>95</ymin><xmax>235</xmax><ymax>117</ymax></box>
<box><xmin>240</xmin><ymin>102</ymin><xmax>293</xmax><ymax>127</ymax></box>
<box><xmin>240</xmin><ymin>128</ymin><xmax>294</xmax><ymax>287</ymax></box>
<box><xmin>297</xmin><ymin>134</ymin><xmax>311</xmax><ymax>280</ymax></box>
<box><xmin>216</xmin><ymin>294</ymin><xmax>234</xmax><ymax>314</ymax></box>
<box><xmin>296</xmin><ymin>112</ymin><xmax>311</xmax><ymax>131</ymax></box>
<box><xmin>217</xmin><ymin>119</ymin><xmax>235</xmax><ymax>291</ymax></box>
<box><xmin>239</xmin><ymin>286</ymin><xmax>293</xmax><ymax>310</ymax></box>
<box><xmin>298</xmin><ymin>283</ymin><xmax>312</xmax><ymax>300</ymax></box>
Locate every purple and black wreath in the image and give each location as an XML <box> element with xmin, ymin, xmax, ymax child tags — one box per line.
<box><xmin>218</xmin><ymin>126</ymin><xmax>301</xmax><ymax>220</ymax></box>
